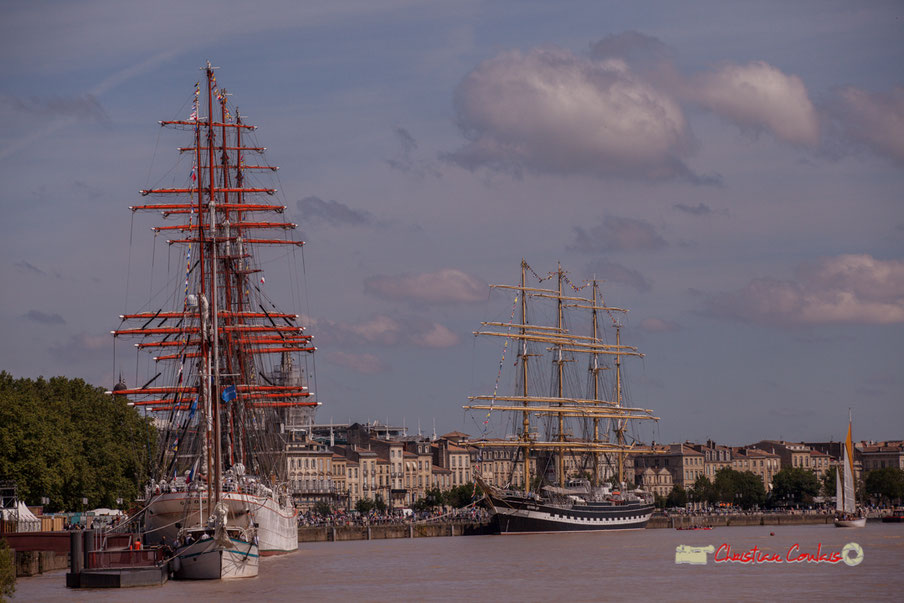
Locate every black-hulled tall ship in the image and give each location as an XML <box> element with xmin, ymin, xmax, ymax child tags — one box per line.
<box><xmin>111</xmin><ymin>62</ymin><xmax>317</xmax><ymax>577</ymax></box>
<box><xmin>465</xmin><ymin>261</ymin><xmax>658</xmax><ymax>534</ymax></box>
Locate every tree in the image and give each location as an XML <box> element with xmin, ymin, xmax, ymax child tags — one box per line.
<box><xmin>446</xmin><ymin>484</ymin><xmax>476</xmax><ymax>509</ymax></box>
<box><xmin>412</xmin><ymin>487</ymin><xmax>445</xmax><ymax>512</ymax></box>
<box><xmin>666</xmin><ymin>485</ymin><xmax>688</xmax><ymax>508</ymax></box>
<box><xmin>0</xmin><ymin>372</ymin><xmax>156</xmax><ymax>511</ymax></box>
<box><xmin>355</xmin><ymin>498</ymin><xmax>375</xmax><ymax>514</ymax></box>
<box><xmin>373</xmin><ymin>494</ymin><xmax>387</xmax><ymax>513</ymax></box>
<box><xmin>821</xmin><ymin>466</ymin><xmax>837</xmax><ymax>498</ymax></box>
<box><xmin>312</xmin><ymin>501</ymin><xmax>333</xmax><ymax>516</ymax></box>
<box><xmin>713</xmin><ymin>467</ymin><xmax>765</xmax><ymax>509</ymax></box>
<box><xmin>771</xmin><ymin>468</ymin><xmax>820</xmax><ymax>506</ymax></box>
<box><xmin>690</xmin><ymin>475</ymin><xmax>717</xmax><ymax>506</ymax></box>
<box><xmin>0</xmin><ymin>538</ymin><xmax>14</xmax><ymax>602</ymax></box>
<box><xmin>865</xmin><ymin>468</ymin><xmax>904</xmax><ymax>505</ymax></box>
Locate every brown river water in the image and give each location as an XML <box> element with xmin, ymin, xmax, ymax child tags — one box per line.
<box><xmin>15</xmin><ymin>523</ymin><xmax>903</xmax><ymax>601</ymax></box>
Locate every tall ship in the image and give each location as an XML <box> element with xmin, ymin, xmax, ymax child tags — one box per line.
<box><xmin>464</xmin><ymin>261</ymin><xmax>659</xmax><ymax>534</ymax></box>
<box><xmin>111</xmin><ymin>62</ymin><xmax>316</xmax><ymax>576</ymax></box>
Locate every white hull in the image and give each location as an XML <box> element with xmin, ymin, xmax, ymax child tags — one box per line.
<box><xmin>174</xmin><ymin>537</ymin><xmax>259</xmax><ymax>579</ymax></box>
<box><xmin>834</xmin><ymin>517</ymin><xmax>866</xmax><ymax>528</ymax></box>
<box><xmin>145</xmin><ymin>491</ymin><xmax>298</xmax><ymax>555</ymax></box>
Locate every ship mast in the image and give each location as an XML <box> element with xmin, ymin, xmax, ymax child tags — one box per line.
<box><xmin>590</xmin><ymin>279</ymin><xmax>601</xmax><ymax>487</ymax></box>
<box><xmin>614</xmin><ymin>324</ymin><xmax>625</xmax><ymax>485</ymax></box>
<box><xmin>555</xmin><ymin>264</ymin><xmax>566</xmax><ymax>487</ymax></box>
<box><xmin>111</xmin><ymin>62</ymin><xmax>319</xmax><ymax>502</ymax></box>
<box><xmin>465</xmin><ymin>261</ymin><xmax>660</xmax><ymax>495</ymax></box>
<box><xmin>206</xmin><ymin>61</ymin><xmax>223</xmax><ymax>507</ymax></box>
<box><xmin>520</xmin><ymin>260</ymin><xmax>530</xmax><ymax>495</ymax></box>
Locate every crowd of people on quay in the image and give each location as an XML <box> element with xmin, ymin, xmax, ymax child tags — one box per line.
<box><xmin>659</xmin><ymin>506</ymin><xmax>836</xmax><ymax>518</ymax></box>
<box><xmin>297</xmin><ymin>506</ymin><xmax>490</xmax><ymax>527</ymax></box>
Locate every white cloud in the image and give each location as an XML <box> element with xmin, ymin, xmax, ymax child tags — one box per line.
<box><xmin>447</xmin><ymin>47</ymin><xmax>695</xmax><ymax>180</ymax></box>
<box><xmin>303</xmin><ymin>314</ymin><xmax>460</xmax><ymax>348</ymax></box>
<box><xmin>705</xmin><ymin>254</ymin><xmax>904</xmax><ymax>326</ymax></box>
<box><xmin>571</xmin><ymin>216</ymin><xmax>667</xmax><ymax>254</ymax></box>
<box><xmin>831</xmin><ymin>86</ymin><xmax>904</xmax><ymax>165</ymax></box>
<box><xmin>687</xmin><ymin>61</ymin><xmax>820</xmax><ymax>146</ymax></box>
<box><xmin>49</xmin><ymin>332</ymin><xmax>110</xmax><ymax>362</ymax></box>
<box><xmin>364</xmin><ymin>269</ymin><xmax>486</xmax><ymax>305</ymax></box>
<box><xmin>326</xmin><ymin>351</ymin><xmax>390</xmax><ymax>375</ymax></box>
<box><xmin>409</xmin><ymin>323</ymin><xmax>459</xmax><ymax>348</ymax></box>
<box><xmin>640</xmin><ymin>317</ymin><xmax>680</xmax><ymax>332</ymax></box>
<box><xmin>585</xmin><ymin>259</ymin><xmax>652</xmax><ymax>292</ymax></box>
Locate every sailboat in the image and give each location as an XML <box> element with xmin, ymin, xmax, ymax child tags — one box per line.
<box><xmin>834</xmin><ymin>413</ymin><xmax>865</xmax><ymax>528</ymax></box>
<box><xmin>464</xmin><ymin>261</ymin><xmax>659</xmax><ymax>533</ymax></box>
<box><xmin>111</xmin><ymin>62</ymin><xmax>316</xmax><ymax>577</ymax></box>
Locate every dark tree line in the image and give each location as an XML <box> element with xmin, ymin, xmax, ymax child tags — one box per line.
<box><xmin>657</xmin><ymin>468</ymin><xmax>768</xmax><ymax>510</ymax></box>
<box><xmin>412</xmin><ymin>484</ymin><xmax>479</xmax><ymax>511</ymax></box>
<box><xmin>0</xmin><ymin>372</ymin><xmax>156</xmax><ymax>512</ymax></box>
<box><xmin>865</xmin><ymin>467</ymin><xmax>904</xmax><ymax>504</ymax></box>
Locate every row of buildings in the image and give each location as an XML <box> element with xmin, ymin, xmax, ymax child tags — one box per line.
<box><xmin>283</xmin><ymin>422</ymin><xmax>904</xmax><ymax>510</ymax></box>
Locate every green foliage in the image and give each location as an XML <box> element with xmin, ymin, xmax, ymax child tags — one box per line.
<box><xmin>412</xmin><ymin>484</ymin><xmax>477</xmax><ymax>511</ymax></box>
<box><xmin>653</xmin><ymin>493</ymin><xmax>666</xmax><ymax>509</ymax></box>
<box><xmin>0</xmin><ymin>538</ymin><xmax>14</xmax><ymax>602</ymax></box>
<box><xmin>822</xmin><ymin>466</ymin><xmax>837</xmax><ymax>498</ymax></box>
<box><xmin>865</xmin><ymin>467</ymin><xmax>904</xmax><ymax>504</ymax></box>
<box><xmin>771</xmin><ymin>467</ymin><xmax>820</xmax><ymax>506</ymax></box>
<box><xmin>355</xmin><ymin>498</ymin><xmax>376</xmax><ymax>514</ymax></box>
<box><xmin>713</xmin><ymin>467</ymin><xmax>766</xmax><ymax>509</ymax></box>
<box><xmin>412</xmin><ymin>487</ymin><xmax>445</xmax><ymax>512</ymax></box>
<box><xmin>312</xmin><ymin>501</ymin><xmax>333</xmax><ymax>516</ymax></box>
<box><xmin>690</xmin><ymin>475</ymin><xmax>717</xmax><ymax>505</ymax></box>
<box><xmin>666</xmin><ymin>485</ymin><xmax>688</xmax><ymax>508</ymax></box>
<box><xmin>373</xmin><ymin>494</ymin><xmax>387</xmax><ymax>513</ymax></box>
<box><xmin>445</xmin><ymin>483</ymin><xmax>476</xmax><ymax>508</ymax></box>
<box><xmin>0</xmin><ymin>372</ymin><xmax>156</xmax><ymax>511</ymax></box>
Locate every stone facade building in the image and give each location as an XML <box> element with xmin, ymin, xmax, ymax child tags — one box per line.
<box><xmin>634</xmin><ymin>466</ymin><xmax>673</xmax><ymax>497</ymax></box>
<box><xmin>730</xmin><ymin>447</ymin><xmax>781</xmax><ymax>492</ymax></box>
<box><xmin>633</xmin><ymin>443</ymin><xmax>704</xmax><ymax>491</ymax></box>
<box><xmin>858</xmin><ymin>441</ymin><xmax>904</xmax><ymax>472</ymax></box>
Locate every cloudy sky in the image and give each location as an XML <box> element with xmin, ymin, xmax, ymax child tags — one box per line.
<box><xmin>1</xmin><ymin>0</ymin><xmax>902</xmax><ymax>445</ymax></box>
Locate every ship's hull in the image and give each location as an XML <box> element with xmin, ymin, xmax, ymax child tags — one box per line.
<box><xmin>174</xmin><ymin>537</ymin><xmax>259</xmax><ymax>580</ymax></box>
<box><xmin>486</xmin><ymin>492</ymin><xmax>654</xmax><ymax>534</ymax></box>
<box><xmin>145</xmin><ymin>491</ymin><xmax>298</xmax><ymax>555</ymax></box>
<box><xmin>834</xmin><ymin>517</ymin><xmax>866</xmax><ymax>528</ymax></box>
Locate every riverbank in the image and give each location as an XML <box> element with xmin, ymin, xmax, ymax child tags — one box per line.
<box><xmin>649</xmin><ymin>512</ymin><xmax>835</xmax><ymax>529</ymax></box>
<box><xmin>296</xmin><ymin>512</ymin><xmax>846</xmax><ymax>542</ymax></box>
<box><xmin>298</xmin><ymin>521</ymin><xmax>493</xmax><ymax>542</ymax></box>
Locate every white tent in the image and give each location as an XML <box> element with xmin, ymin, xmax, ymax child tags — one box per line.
<box><xmin>0</xmin><ymin>501</ymin><xmax>41</xmax><ymax>532</ymax></box>
<box><xmin>89</xmin><ymin>508</ymin><xmax>124</xmax><ymax>517</ymax></box>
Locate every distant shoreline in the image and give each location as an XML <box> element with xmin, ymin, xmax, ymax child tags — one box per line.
<box><xmin>297</xmin><ymin>513</ymin><xmax>856</xmax><ymax>542</ymax></box>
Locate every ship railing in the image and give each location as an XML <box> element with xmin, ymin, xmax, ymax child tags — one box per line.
<box><xmin>87</xmin><ymin>549</ymin><xmax>161</xmax><ymax>569</ymax></box>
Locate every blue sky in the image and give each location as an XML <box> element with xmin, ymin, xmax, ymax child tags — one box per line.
<box><xmin>1</xmin><ymin>0</ymin><xmax>902</xmax><ymax>445</ymax></box>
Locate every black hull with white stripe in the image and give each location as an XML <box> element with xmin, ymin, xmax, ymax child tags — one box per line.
<box><xmin>487</xmin><ymin>492</ymin><xmax>654</xmax><ymax>534</ymax></box>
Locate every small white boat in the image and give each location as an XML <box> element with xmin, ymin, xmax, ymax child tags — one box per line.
<box><xmin>174</xmin><ymin>527</ymin><xmax>259</xmax><ymax>580</ymax></box>
<box><xmin>834</xmin><ymin>516</ymin><xmax>866</xmax><ymax>528</ymax></box>
<box><xmin>173</xmin><ymin>502</ymin><xmax>259</xmax><ymax>579</ymax></box>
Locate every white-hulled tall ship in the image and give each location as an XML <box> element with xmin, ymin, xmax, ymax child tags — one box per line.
<box><xmin>111</xmin><ymin>62</ymin><xmax>317</xmax><ymax>577</ymax></box>
<box><xmin>465</xmin><ymin>261</ymin><xmax>659</xmax><ymax>534</ymax></box>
